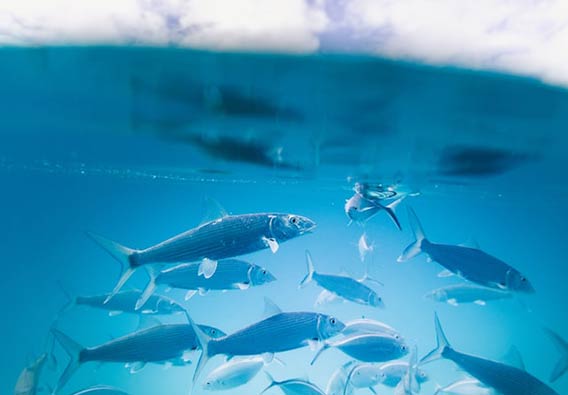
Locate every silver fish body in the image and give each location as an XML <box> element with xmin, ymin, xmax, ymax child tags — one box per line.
<box><xmin>343</xmin><ymin>319</ymin><xmax>401</xmax><ymax>339</ymax></box>
<box><xmin>378</xmin><ymin>361</ymin><xmax>429</xmax><ymax>388</ymax></box>
<box><xmin>75</xmin><ymin>290</ymin><xmax>184</xmax><ymax>315</ymax></box>
<box><xmin>425</xmin><ymin>284</ymin><xmax>512</xmax><ymax>306</ymax></box>
<box><xmin>344</xmin><ymin>193</ymin><xmax>403</xmax><ymax>230</ymax></box>
<box><xmin>203</xmin><ymin>356</ymin><xmax>265</xmax><ymax>391</ymax></box>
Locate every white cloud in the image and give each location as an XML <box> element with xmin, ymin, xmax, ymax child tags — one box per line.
<box><xmin>0</xmin><ymin>0</ymin><xmax>567</xmax><ymax>86</ymax></box>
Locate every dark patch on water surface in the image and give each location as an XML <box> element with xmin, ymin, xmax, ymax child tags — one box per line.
<box><xmin>438</xmin><ymin>145</ymin><xmax>532</xmax><ymax>177</ymax></box>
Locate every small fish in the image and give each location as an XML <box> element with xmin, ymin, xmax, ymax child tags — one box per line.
<box><xmin>393</xmin><ymin>347</ymin><xmax>419</xmax><ymax>395</ymax></box>
<box><xmin>424</xmin><ymin>284</ymin><xmax>512</xmax><ymax>306</ymax></box>
<box><xmin>311</xmin><ymin>333</ymin><xmax>408</xmax><ymax>365</ymax></box>
<box><xmin>544</xmin><ymin>328</ymin><xmax>568</xmax><ymax>382</ymax></box>
<box><xmin>262</xmin><ymin>372</ymin><xmax>326</xmax><ymax>395</ymax></box>
<box><xmin>66</xmin><ymin>386</ymin><xmax>131</xmax><ymax>395</ymax></box>
<box><xmin>353</xmin><ymin>182</ymin><xmax>398</xmax><ymax>201</ymax></box>
<box><xmin>188</xmin><ymin>299</ymin><xmax>345</xmax><ymax>382</ymax></box>
<box><xmin>51</xmin><ymin>323</ymin><xmax>225</xmax><ymax>392</ymax></box>
<box><xmin>300</xmin><ymin>251</ymin><xmax>384</xmax><ymax>308</ymax></box>
<box><xmin>140</xmin><ymin>259</ymin><xmax>276</xmax><ymax>304</ymax></box>
<box><xmin>203</xmin><ymin>356</ymin><xmax>273</xmax><ymax>391</ymax></box>
<box><xmin>398</xmin><ymin>207</ymin><xmax>534</xmax><ymax>293</ymax></box>
<box><xmin>377</xmin><ymin>361</ymin><xmax>429</xmax><ymax>388</ymax></box>
<box><xmin>14</xmin><ymin>354</ymin><xmax>48</xmax><ymax>395</ymax></box>
<box><xmin>326</xmin><ymin>361</ymin><xmax>356</xmax><ymax>395</ymax></box>
<box><xmin>421</xmin><ymin>313</ymin><xmax>559</xmax><ymax>395</ymax></box>
<box><xmin>89</xmin><ymin>212</ymin><xmax>315</xmax><ymax>309</ymax></box>
<box><xmin>343</xmin><ymin>363</ymin><xmax>382</xmax><ymax>393</ymax></box>
<box><xmin>344</xmin><ymin>193</ymin><xmax>404</xmax><ymax>230</ymax></box>
<box><xmin>60</xmin><ymin>288</ymin><xmax>185</xmax><ymax>316</ymax></box>
<box><xmin>343</xmin><ymin>318</ymin><xmax>401</xmax><ymax>339</ymax></box>
<box><xmin>433</xmin><ymin>379</ymin><xmax>496</xmax><ymax>395</ymax></box>
<box><xmin>358</xmin><ymin>233</ymin><xmax>374</xmax><ymax>262</ymax></box>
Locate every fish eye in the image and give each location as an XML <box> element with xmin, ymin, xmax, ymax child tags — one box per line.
<box><xmin>330</xmin><ymin>318</ymin><xmax>336</xmax><ymax>324</ymax></box>
<box><xmin>290</xmin><ymin>216</ymin><xmax>298</xmax><ymax>224</ymax></box>
<box><xmin>521</xmin><ymin>277</ymin><xmax>527</xmax><ymax>282</ymax></box>
<box><xmin>262</xmin><ymin>270</ymin><xmax>267</xmax><ymax>274</ymax></box>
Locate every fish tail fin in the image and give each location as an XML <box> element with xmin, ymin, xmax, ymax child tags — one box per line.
<box><xmin>383</xmin><ymin>196</ymin><xmax>405</xmax><ymax>231</ymax></box>
<box><xmin>310</xmin><ymin>342</ymin><xmax>329</xmax><ymax>365</ymax></box>
<box><xmin>261</xmin><ymin>371</ymin><xmax>277</xmax><ymax>394</ymax></box>
<box><xmin>51</xmin><ymin>329</ymin><xmax>84</xmax><ymax>392</ymax></box>
<box><xmin>420</xmin><ymin>313</ymin><xmax>451</xmax><ymax>365</ymax></box>
<box><xmin>185</xmin><ymin>313</ymin><xmax>214</xmax><ymax>384</ymax></box>
<box><xmin>135</xmin><ymin>265</ymin><xmax>161</xmax><ymax>311</ymax></box>
<box><xmin>397</xmin><ymin>206</ymin><xmax>426</xmax><ymax>262</ymax></box>
<box><xmin>86</xmin><ymin>232</ymin><xmax>139</xmax><ymax>304</ymax></box>
<box><xmin>343</xmin><ymin>364</ymin><xmax>358</xmax><ymax>395</ymax></box>
<box><xmin>544</xmin><ymin>328</ymin><xmax>568</xmax><ymax>382</ymax></box>
<box><xmin>300</xmin><ymin>250</ymin><xmax>315</xmax><ymax>288</ymax></box>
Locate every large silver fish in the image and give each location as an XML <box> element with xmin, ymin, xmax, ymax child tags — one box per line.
<box><xmin>89</xmin><ymin>212</ymin><xmax>315</xmax><ymax>308</ymax></box>
<box><xmin>300</xmin><ymin>251</ymin><xmax>384</xmax><ymax>308</ymax></box>
<box><xmin>398</xmin><ymin>207</ymin><xmax>534</xmax><ymax>293</ymax></box>
<box><xmin>14</xmin><ymin>354</ymin><xmax>48</xmax><ymax>395</ymax></box>
<box><xmin>187</xmin><ymin>299</ymin><xmax>344</xmax><ymax>382</ymax></box>
<box><xmin>138</xmin><ymin>259</ymin><xmax>276</xmax><ymax>306</ymax></box>
<box><xmin>311</xmin><ymin>333</ymin><xmax>407</xmax><ymax>365</ymax></box>
<box><xmin>51</xmin><ymin>323</ymin><xmax>225</xmax><ymax>392</ymax></box>
<box><xmin>424</xmin><ymin>284</ymin><xmax>512</xmax><ymax>306</ymax></box>
<box><xmin>421</xmin><ymin>313</ymin><xmax>559</xmax><ymax>395</ymax></box>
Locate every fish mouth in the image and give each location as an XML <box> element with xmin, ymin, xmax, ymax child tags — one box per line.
<box><xmin>302</xmin><ymin>218</ymin><xmax>317</xmax><ymax>233</ymax></box>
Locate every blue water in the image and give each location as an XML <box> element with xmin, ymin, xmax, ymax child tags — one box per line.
<box><xmin>1</xmin><ymin>47</ymin><xmax>568</xmax><ymax>395</ymax></box>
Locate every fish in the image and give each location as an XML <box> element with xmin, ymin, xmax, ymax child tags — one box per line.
<box><xmin>358</xmin><ymin>233</ymin><xmax>374</xmax><ymax>262</ymax></box>
<box><xmin>143</xmin><ymin>259</ymin><xmax>276</xmax><ymax>303</ymax></box>
<box><xmin>187</xmin><ymin>299</ymin><xmax>345</xmax><ymax>382</ymax></box>
<box><xmin>421</xmin><ymin>313</ymin><xmax>559</xmax><ymax>395</ymax></box>
<box><xmin>544</xmin><ymin>328</ymin><xmax>568</xmax><ymax>382</ymax></box>
<box><xmin>262</xmin><ymin>372</ymin><xmax>326</xmax><ymax>395</ymax></box>
<box><xmin>424</xmin><ymin>284</ymin><xmax>512</xmax><ymax>306</ymax></box>
<box><xmin>344</xmin><ymin>193</ymin><xmax>404</xmax><ymax>230</ymax></box>
<box><xmin>343</xmin><ymin>318</ymin><xmax>402</xmax><ymax>339</ymax></box>
<box><xmin>14</xmin><ymin>354</ymin><xmax>48</xmax><ymax>395</ymax></box>
<box><xmin>377</xmin><ymin>361</ymin><xmax>429</xmax><ymax>388</ymax></box>
<box><xmin>398</xmin><ymin>207</ymin><xmax>534</xmax><ymax>293</ymax></box>
<box><xmin>353</xmin><ymin>182</ymin><xmax>398</xmax><ymax>201</ymax></box>
<box><xmin>343</xmin><ymin>363</ymin><xmax>382</xmax><ymax>394</ymax></box>
<box><xmin>89</xmin><ymin>212</ymin><xmax>315</xmax><ymax>309</ymax></box>
<box><xmin>393</xmin><ymin>347</ymin><xmax>419</xmax><ymax>395</ymax></box>
<box><xmin>300</xmin><ymin>251</ymin><xmax>384</xmax><ymax>308</ymax></box>
<box><xmin>60</xmin><ymin>287</ymin><xmax>185</xmax><ymax>316</ymax></box>
<box><xmin>66</xmin><ymin>386</ymin><xmax>131</xmax><ymax>395</ymax></box>
<box><xmin>51</xmin><ymin>323</ymin><xmax>226</xmax><ymax>392</ymax></box>
<box><xmin>311</xmin><ymin>333</ymin><xmax>408</xmax><ymax>365</ymax></box>
<box><xmin>203</xmin><ymin>355</ymin><xmax>276</xmax><ymax>391</ymax></box>
<box><xmin>326</xmin><ymin>361</ymin><xmax>356</xmax><ymax>395</ymax></box>
<box><xmin>433</xmin><ymin>379</ymin><xmax>496</xmax><ymax>395</ymax></box>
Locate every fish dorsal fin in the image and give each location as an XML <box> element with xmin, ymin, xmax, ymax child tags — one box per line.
<box><xmin>503</xmin><ymin>345</ymin><xmax>525</xmax><ymax>370</ymax></box>
<box><xmin>137</xmin><ymin>316</ymin><xmax>161</xmax><ymax>331</ymax></box>
<box><xmin>458</xmin><ymin>237</ymin><xmax>480</xmax><ymax>249</ymax></box>
<box><xmin>263</xmin><ymin>297</ymin><xmax>282</xmax><ymax>318</ymax></box>
<box><xmin>200</xmin><ymin>196</ymin><xmax>228</xmax><ymax>225</ymax></box>
<box><xmin>437</xmin><ymin>269</ymin><xmax>454</xmax><ymax>278</ymax></box>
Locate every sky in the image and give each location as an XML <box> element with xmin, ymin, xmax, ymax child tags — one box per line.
<box><xmin>1</xmin><ymin>0</ymin><xmax>568</xmax><ymax>87</ymax></box>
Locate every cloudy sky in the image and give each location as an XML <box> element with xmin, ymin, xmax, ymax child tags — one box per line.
<box><xmin>1</xmin><ymin>0</ymin><xmax>567</xmax><ymax>87</ymax></box>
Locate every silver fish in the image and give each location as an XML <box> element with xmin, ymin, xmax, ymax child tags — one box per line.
<box><xmin>300</xmin><ymin>251</ymin><xmax>384</xmax><ymax>308</ymax></box>
<box><xmin>344</xmin><ymin>363</ymin><xmax>382</xmax><ymax>392</ymax></box>
<box><xmin>421</xmin><ymin>313</ymin><xmax>559</xmax><ymax>395</ymax></box>
<box><xmin>424</xmin><ymin>284</ymin><xmax>512</xmax><ymax>306</ymax></box>
<box><xmin>66</xmin><ymin>386</ymin><xmax>130</xmax><ymax>395</ymax></box>
<box><xmin>377</xmin><ymin>361</ymin><xmax>428</xmax><ymax>388</ymax></box>
<box><xmin>343</xmin><ymin>318</ymin><xmax>401</xmax><ymax>339</ymax></box>
<box><xmin>203</xmin><ymin>356</ymin><xmax>267</xmax><ymax>391</ymax></box>
<box><xmin>344</xmin><ymin>193</ymin><xmax>404</xmax><ymax>230</ymax></box>
<box><xmin>187</xmin><ymin>300</ymin><xmax>344</xmax><ymax>382</ymax></box>
<box><xmin>139</xmin><ymin>259</ymin><xmax>276</xmax><ymax>305</ymax></box>
<box><xmin>14</xmin><ymin>354</ymin><xmax>48</xmax><ymax>395</ymax></box>
<box><xmin>311</xmin><ymin>333</ymin><xmax>408</xmax><ymax>365</ymax></box>
<box><xmin>262</xmin><ymin>372</ymin><xmax>326</xmax><ymax>395</ymax></box>
<box><xmin>544</xmin><ymin>328</ymin><xmax>568</xmax><ymax>382</ymax></box>
<box><xmin>51</xmin><ymin>323</ymin><xmax>225</xmax><ymax>392</ymax></box>
<box><xmin>398</xmin><ymin>207</ymin><xmax>534</xmax><ymax>293</ymax></box>
<box><xmin>326</xmin><ymin>361</ymin><xmax>356</xmax><ymax>395</ymax></box>
<box><xmin>89</xmin><ymin>212</ymin><xmax>315</xmax><ymax>309</ymax></box>
<box><xmin>433</xmin><ymin>379</ymin><xmax>496</xmax><ymax>395</ymax></box>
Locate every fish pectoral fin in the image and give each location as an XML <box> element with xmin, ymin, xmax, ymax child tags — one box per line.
<box><xmin>426</xmin><ymin>256</ymin><xmax>433</xmax><ymax>263</ymax></box>
<box><xmin>185</xmin><ymin>290</ymin><xmax>197</xmax><ymax>301</ymax></box>
<box><xmin>108</xmin><ymin>311</ymin><xmax>122</xmax><ymax>317</ymax></box>
<box><xmin>162</xmin><ymin>361</ymin><xmax>173</xmax><ymax>370</ymax></box>
<box><xmin>437</xmin><ymin>269</ymin><xmax>454</xmax><ymax>278</ymax></box>
<box><xmin>198</xmin><ymin>258</ymin><xmax>218</xmax><ymax>279</ymax></box>
<box><xmin>182</xmin><ymin>350</ymin><xmax>194</xmax><ymax>363</ymax></box>
<box><xmin>474</xmin><ymin>300</ymin><xmax>487</xmax><ymax>306</ymax></box>
<box><xmin>307</xmin><ymin>339</ymin><xmax>319</xmax><ymax>351</ymax></box>
<box><xmin>262</xmin><ymin>237</ymin><xmax>279</xmax><ymax>253</ymax></box>
<box><xmin>447</xmin><ymin>299</ymin><xmax>459</xmax><ymax>307</ymax></box>
<box><xmin>236</xmin><ymin>282</ymin><xmax>250</xmax><ymax>290</ymax></box>
<box><xmin>126</xmin><ymin>362</ymin><xmax>146</xmax><ymax>374</ymax></box>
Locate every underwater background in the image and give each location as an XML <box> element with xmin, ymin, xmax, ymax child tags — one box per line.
<box><xmin>1</xmin><ymin>46</ymin><xmax>568</xmax><ymax>394</ymax></box>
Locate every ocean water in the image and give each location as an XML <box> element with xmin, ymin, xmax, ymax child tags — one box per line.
<box><xmin>1</xmin><ymin>47</ymin><xmax>568</xmax><ymax>395</ymax></box>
